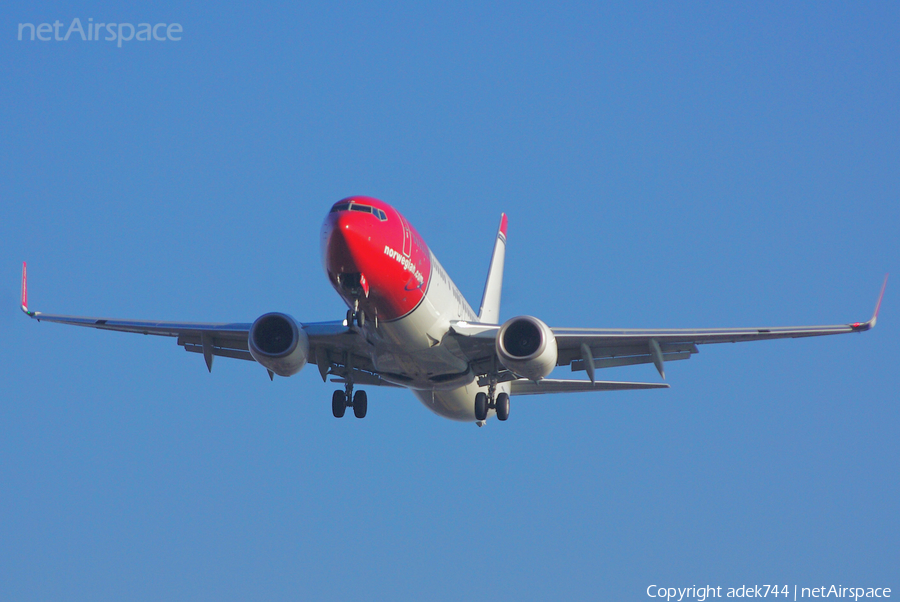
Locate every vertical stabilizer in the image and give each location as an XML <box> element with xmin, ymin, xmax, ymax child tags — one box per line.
<box><xmin>478</xmin><ymin>214</ymin><xmax>507</xmax><ymax>324</ymax></box>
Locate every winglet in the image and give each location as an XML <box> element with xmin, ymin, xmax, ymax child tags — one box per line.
<box><xmin>870</xmin><ymin>274</ymin><xmax>888</xmax><ymax>328</ymax></box>
<box><xmin>853</xmin><ymin>274</ymin><xmax>887</xmax><ymax>331</ymax></box>
<box><xmin>20</xmin><ymin>262</ymin><xmax>33</xmax><ymax>316</ymax></box>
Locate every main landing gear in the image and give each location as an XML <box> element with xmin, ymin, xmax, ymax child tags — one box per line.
<box><xmin>332</xmin><ymin>381</ymin><xmax>367</xmax><ymax>419</ymax></box>
<box><xmin>474</xmin><ymin>389</ymin><xmax>510</xmax><ymax>422</ymax></box>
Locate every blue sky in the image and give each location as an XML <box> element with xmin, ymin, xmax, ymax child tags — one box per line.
<box><xmin>1</xmin><ymin>2</ymin><xmax>897</xmax><ymax>600</ymax></box>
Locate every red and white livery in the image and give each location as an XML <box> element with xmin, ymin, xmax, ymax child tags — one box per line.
<box><xmin>21</xmin><ymin>197</ymin><xmax>887</xmax><ymax>425</ymax></box>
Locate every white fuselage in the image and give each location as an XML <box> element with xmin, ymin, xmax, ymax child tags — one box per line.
<box><xmin>368</xmin><ymin>252</ymin><xmax>507</xmax><ymax>422</ymax></box>
<box><xmin>321</xmin><ymin>196</ymin><xmax>508</xmax><ymax>422</ymax></box>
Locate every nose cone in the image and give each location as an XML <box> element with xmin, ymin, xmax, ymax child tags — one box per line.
<box><xmin>322</xmin><ymin>210</ymin><xmax>370</xmax><ymax>276</ymax></box>
<box><xmin>320</xmin><ymin>196</ymin><xmax>432</xmax><ymax>321</ymax></box>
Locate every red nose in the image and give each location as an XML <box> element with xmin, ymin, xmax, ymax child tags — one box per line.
<box><xmin>323</xmin><ymin>210</ymin><xmax>370</xmax><ymax>276</ymax></box>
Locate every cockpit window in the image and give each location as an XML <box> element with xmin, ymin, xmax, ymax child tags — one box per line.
<box><xmin>330</xmin><ymin>202</ymin><xmax>388</xmax><ymax>221</ymax></box>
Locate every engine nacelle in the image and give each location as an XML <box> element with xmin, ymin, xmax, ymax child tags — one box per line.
<box><xmin>248</xmin><ymin>312</ymin><xmax>309</xmax><ymax>377</ymax></box>
<box><xmin>496</xmin><ymin>315</ymin><xmax>558</xmax><ymax>380</ymax></box>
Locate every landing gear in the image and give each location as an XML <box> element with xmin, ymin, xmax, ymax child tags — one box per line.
<box><xmin>495</xmin><ymin>392</ymin><xmax>510</xmax><ymax>421</ymax></box>
<box><xmin>346</xmin><ymin>300</ymin><xmax>366</xmax><ymax>329</ymax></box>
<box><xmin>350</xmin><ymin>309</ymin><xmax>375</xmax><ymax>328</ymax></box>
<box><xmin>474</xmin><ymin>388</ymin><xmax>511</xmax><ymax>422</ymax></box>
<box><xmin>353</xmin><ymin>390</ymin><xmax>367</xmax><ymax>418</ymax></box>
<box><xmin>332</xmin><ymin>381</ymin><xmax>367</xmax><ymax>419</ymax></box>
<box><xmin>346</xmin><ymin>309</ymin><xmax>366</xmax><ymax>327</ymax></box>
<box><xmin>332</xmin><ymin>390</ymin><xmax>346</xmax><ymax>418</ymax></box>
<box><xmin>346</xmin><ymin>308</ymin><xmax>366</xmax><ymax>328</ymax></box>
<box><xmin>474</xmin><ymin>392</ymin><xmax>489</xmax><ymax>421</ymax></box>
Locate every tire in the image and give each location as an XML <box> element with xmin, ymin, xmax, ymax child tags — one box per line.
<box><xmin>496</xmin><ymin>392</ymin><xmax>510</xmax><ymax>421</ymax></box>
<box><xmin>474</xmin><ymin>392</ymin><xmax>488</xmax><ymax>421</ymax></box>
<box><xmin>332</xmin><ymin>390</ymin><xmax>346</xmax><ymax>418</ymax></box>
<box><xmin>353</xmin><ymin>390</ymin><xmax>367</xmax><ymax>418</ymax></box>
<box><xmin>356</xmin><ymin>310</ymin><xmax>365</xmax><ymax>328</ymax></box>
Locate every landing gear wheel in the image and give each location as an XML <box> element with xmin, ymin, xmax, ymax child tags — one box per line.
<box><xmin>496</xmin><ymin>392</ymin><xmax>510</xmax><ymax>421</ymax></box>
<box><xmin>353</xmin><ymin>390</ymin><xmax>367</xmax><ymax>418</ymax></box>
<box><xmin>332</xmin><ymin>390</ymin><xmax>346</xmax><ymax>418</ymax></box>
<box><xmin>346</xmin><ymin>309</ymin><xmax>353</xmax><ymax>326</ymax></box>
<box><xmin>356</xmin><ymin>310</ymin><xmax>365</xmax><ymax>328</ymax></box>
<box><xmin>474</xmin><ymin>392</ymin><xmax>488</xmax><ymax>421</ymax></box>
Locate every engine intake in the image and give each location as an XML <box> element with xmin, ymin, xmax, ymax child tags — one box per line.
<box><xmin>496</xmin><ymin>315</ymin><xmax>558</xmax><ymax>380</ymax></box>
<box><xmin>248</xmin><ymin>312</ymin><xmax>309</xmax><ymax>377</ymax></box>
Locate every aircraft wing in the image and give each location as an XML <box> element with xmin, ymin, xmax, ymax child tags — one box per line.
<box><xmin>448</xmin><ymin>276</ymin><xmax>887</xmax><ymax>384</ymax></box>
<box><xmin>19</xmin><ymin>263</ymin><xmax>369</xmax><ymax>376</ymax></box>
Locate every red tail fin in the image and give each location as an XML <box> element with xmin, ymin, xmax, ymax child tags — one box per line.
<box><xmin>21</xmin><ymin>262</ymin><xmax>28</xmax><ymax>313</ymax></box>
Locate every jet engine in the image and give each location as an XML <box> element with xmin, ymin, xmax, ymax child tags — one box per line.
<box><xmin>496</xmin><ymin>315</ymin><xmax>558</xmax><ymax>380</ymax></box>
<box><xmin>248</xmin><ymin>312</ymin><xmax>309</xmax><ymax>377</ymax></box>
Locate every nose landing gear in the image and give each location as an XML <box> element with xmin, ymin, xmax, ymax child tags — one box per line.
<box><xmin>345</xmin><ymin>298</ymin><xmax>373</xmax><ymax>330</ymax></box>
<box><xmin>346</xmin><ymin>308</ymin><xmax>366</xmax><ymax>328</ymax></box>
<box><xmin>337</xmin><ymin>274</ymin><xmax>375</xmax><ymax>330</ymax></box>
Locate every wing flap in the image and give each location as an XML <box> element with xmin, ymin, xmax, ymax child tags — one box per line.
<box><xmin>183</xmin><ymin>345</ymin><xmax>254</xmax><ymax>362</ymax></box>
<box><xmin>511</xmin><ymin>379</ymin><xmax>669</xmax><ymax>396</ymax></box>
<box><xmin>330</xmin><ymin>368</ymin><xmax>403</xmax><ymax>388</ymax></box>
<box><xmin>177</xmin><ymin>333</ymin><xmax>250</xmax><ymax>351</ymax></box>
<box><xmin>561</xmin><ymin>341</ymin><xmax>699</xmax><ymax>367</ymax></box>
<box><xmin>570</xmin><ymin>349</ymin><xmax>694</xmax><ymax>371</ymax></box>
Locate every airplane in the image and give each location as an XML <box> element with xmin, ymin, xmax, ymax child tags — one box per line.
<box><xmin>21</xmin><ymin>196</ymin><xmax>887</xmax><ymax>426</ymax></box>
